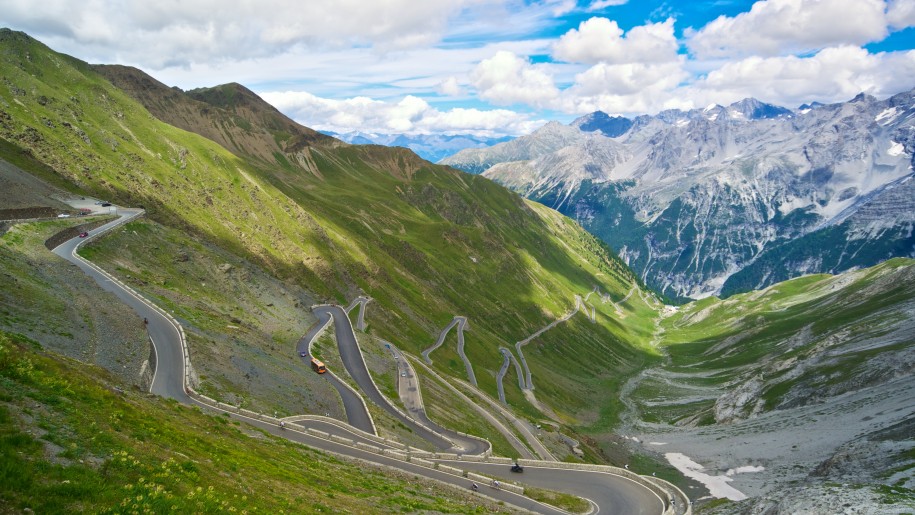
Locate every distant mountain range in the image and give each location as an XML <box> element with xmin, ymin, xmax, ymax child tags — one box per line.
<box><xmin>322</xmin><ymin>131</ymin><xmax>513</xmax><ymax>162</ymax></box>
<box><xmin>442</xmin><ymin>94</ymin><xmax>915</xmax><ymax>300</ymax></box>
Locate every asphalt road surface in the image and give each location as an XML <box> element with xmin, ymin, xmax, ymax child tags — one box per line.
<box><xmin>314</xmin><ymin>305</ymin><xmax>490</xmax><ymax>455</ymax></box>
<box><xmin>443</xmin><ymin>460</ymin><xmax>664</xmax><ymax>515</ymax></box>
<box><xmin>296</xmin><ymin>311</ymin><xmax>375</xmax><ymax>433</ymax></box>
<box><xmin>50</xmin><ymin>210</ymin><xmax>667</xmax><ymax>515</ymax></box>
<box><xmin>52</xmin><ymin>209</ymin><xmax>190</xmax><ymax>403</ymax></box>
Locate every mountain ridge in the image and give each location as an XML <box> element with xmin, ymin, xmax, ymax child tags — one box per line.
<box><xmin>444</xmin><ymin>88</ymin><xmax>915</xmax><ymax>299</ymax></box>
<box><xmin>326</xmin><ymin>130</ymin><xmax>513</xmax><ymax>162</ymax></box>
<box><xmin>0</xmin><ymin>28</ymin><xmax>655</xmax><ymax>426</ymax></box>
<box><xmin>3</xmin><ymin>27</ymin><xmax>915</xmax><ymax>512</ymax></box>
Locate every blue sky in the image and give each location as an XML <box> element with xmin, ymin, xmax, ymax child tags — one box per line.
<box><xmin>2</xmin><ymin>0</ymin><xmax>914</xmax><ymax>136</ymax></box>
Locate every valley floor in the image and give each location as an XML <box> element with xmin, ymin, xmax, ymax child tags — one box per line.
<box><xmin>624</xmin><ymin>373</ymin><xmax>914</xmax><ymax>501</ymax></box>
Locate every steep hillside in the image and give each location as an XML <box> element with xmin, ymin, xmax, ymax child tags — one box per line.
<box><xmin>458</xmin><ymin>95</ymin><xmax>915</xmax><ymax>300</ymax></box>
<box><xmin>0</xmin><ymin>217</ymin><xmax>149</xmax><ymax>387</ymax></box>
<box><xmin>0</xmin><ymin>332</ymin><xmax>510</xmax><ymax>513</ymax></box>
<box><xmin>0</xmin><ymin>145</ymin><xmax>71</xmax><ymax>215</ymax></box>
<box><xmin>0</xmin><ymin>29</ymin><xmax>655</xmax><ymax>424</ymax></box>
<box><xmin>94</xmin><ymin>65</ymin><xmax>335</xmax><ymax>168</ymax></box>
<box><xmin>622</xmin><ymin>258</ymin><xmax>915</xmax><ymax>509</ymax></box>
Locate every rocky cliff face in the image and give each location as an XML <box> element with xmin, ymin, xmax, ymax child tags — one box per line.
<box><xmin>452</xmin><ymin>92</ymin><xmax>915</xmax><ymax>299</ymax></box>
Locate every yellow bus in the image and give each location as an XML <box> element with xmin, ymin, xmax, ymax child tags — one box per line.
<box><xmin>311</xmin><ymin>358</ymin><xmax>326</xmax><ymax>374</ymax></box>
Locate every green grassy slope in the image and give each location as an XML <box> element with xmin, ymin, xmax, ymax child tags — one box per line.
<box><xmin>0</xmin><ymin>28</ymin><xmax>656</xmax><ymax>424</ymax></box>
<box><xmin>0</xmin><ymin>217</ymin><xmax>150</xmax><ymax>387</ymax></box>
<box><xmin>634</xmin><ymin>258</ymin><xmax>915</xmax><ymax>426</ymax></box>
<box><xmin>0</xmin><ymin>332</ymin><xmax>509</xmax><ymax>514</ymax></box>
<box><xmin>93</xmin><ymin>65</ymin><xmax>334</xmax><ymax>169</ymax></box>
<box><xmin>77</xmin><ymin>217</ymin><xmax>345</xmax><ymax>418</ymax></box>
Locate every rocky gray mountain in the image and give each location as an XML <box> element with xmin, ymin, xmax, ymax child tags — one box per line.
<box><xmin>570</xmin><ymin>111</ymin><xmax>633</xmax><ymax>137</ymax></box>
<box><xmin>444</xmin><ymin>92</ymin><xmax>915</xmax><ymax>299</ymax></box>
<box><xmin>323</xmin><ymin>131</ymin><xmax>512</xmax><ymax>163</ymax></box>
<box><xmin>438</xmin><ymin>121</ymin><xmax>584</xmax><ymax>174</ymax></box>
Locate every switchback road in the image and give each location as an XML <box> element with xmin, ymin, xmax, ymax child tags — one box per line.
<box><xmin>49</xmin><ymin>208</ymin><xmax>676</xmax><ymax>515</ymax></box>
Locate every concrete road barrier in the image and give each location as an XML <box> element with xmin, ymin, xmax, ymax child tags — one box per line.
<box><xmin>410</xmin><ymin>457</ymin><xmax>436</xmax><ymax>469</ymax></box>
<box><xmin>356</xmin><ymin>442</ymin><xmax>383</xmax><ymax>454</ymax></box>
<box><xmin>383</xmin><ymin>449</ymin><xmax>408</xmax><ymax>461</ymax></box>
<box><xmin>331</xmin><ymin>434</ymin><xmax>354</xmax><ymax>446</ymax></box>
<box><xmin>438</xmin><ymin>464</ymin><xmax>463</xmax><ymax>476</ymax></box>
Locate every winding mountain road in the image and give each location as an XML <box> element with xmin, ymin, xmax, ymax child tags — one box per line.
<box><xmin>52</xmin><ymin>209</ymin><xmax>190</xmax><ymax>403</ymax></box>
<box><xmin>422</xmin><ymin>316</ymin><xmax>477</xmax><ymax>386</ymax></box>
<box><xmin>515</xmin><ymin>294</ymin><xmax>586</xmax><ymax>390</ymax></box>
<box><xmin>448</xmin><ymin>460</ymin><xmax>664</xmax><ymax>515</ymax></box>
<box><xmin>495</xmin><ymin>347</ymin><xmax>525</xmax><ymax>404</ymax></box>
<box><xmin>296</xmin><ymin>313</ymin><xmax>375</xmax><ymax>433</ymax></box>
<box><xmin>344</xmin><ymin>295</ymin><xmax>370</xmax><ymax>331</ymax></box>
<box><xmin>385</xmin><ymin>340</ymin><xmax>494</xmax><ymax>457</ymax></box>
<box><xmin>49</xmin><ymin>208</ymin><xmax>678</xmax><ymax>515</ymax></box>
<box><xmin>312</xmin><ymin>305</ymin><xmax>489</xmax><ymax>455</ymax></box>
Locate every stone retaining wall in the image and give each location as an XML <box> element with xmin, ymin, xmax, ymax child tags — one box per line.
<box><xmin>44</xmin><ymin>215</ymin><xmax>118</xmax><ymax>250</ymax></box>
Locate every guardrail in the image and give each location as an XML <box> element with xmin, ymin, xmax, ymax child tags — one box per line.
<box><xmin>300</xmin><ymin>313</ymin><xmax>379</xmax><ymax>436</ymax></box>
<box><xmin>466</xmin><ymin>472</ymin><xmax>525</xmax><ymax>495</ymax></box>
<box><xmin>426</xmin><ymin>454</ymin><xmax>690</xmax><ymax>515</ymax></box>
<box><xmin>407</xmin><ymin>353</ymin><xmax>536</xmax><ymax>460</ymax></box>
<box><xmin>335</xmin><ymin>305</ymin><xmax>440</xmax><ymax>436</ymax></box>
<box><xmin>65</xmin><ymin>216</ymin><xmax>688</xmax><ymax>514</ymax></box>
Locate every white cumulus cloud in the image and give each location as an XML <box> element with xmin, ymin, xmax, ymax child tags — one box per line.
<box><xmin>690</xmin><ymin>46</ymin><xmax>915</xmax><ymax>107</ymax></box>
<box><xmin>553</xmin><ymin>17</ymin><xmax>679</xmax><ymax>64</ymax></box>
<box><xmin>437</xmin><ymin>76</ymin><xmax>466</xmax><ymax>96</ymax></box>
<box><xmin>687</xmin><ymin>0</ymin><xmax>890</xmax><ymax>59</ymax></box>
<box><xmin>559</xmin><ymin>59</ymin><xmax>689</xmax><ymax>114</ymax></box>
<box><xmin>0</xmin><ymin>0</ymin><xmax>494</xmax><ymax>68</ymax></box>
<box><xmin>469</xmin><ymin>50</ymin><xmax>560</xmax><ymax>107</ymax></box>
<box><xmin>887</xmin><ymin>0</ymin><xmax>915</xmax><ymax>29</ymax></box>
<box><xmin>260</xmin><ymin>90</ymin><xmax>542</xmax><ymax>137</ymax></box>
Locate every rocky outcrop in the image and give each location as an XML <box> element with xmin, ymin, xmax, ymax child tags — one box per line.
<box><xmin>462</xmin><ymin>90</ymin><xmax>915</xmax><ymax>299</ymax></box>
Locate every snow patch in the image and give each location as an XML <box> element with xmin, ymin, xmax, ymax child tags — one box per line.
<box><xmin>647</xmin><ymin>441</ymin><xmax>668</xmax><ymax>446</ymax></box>
<box><xmin>888</xmin><ymin>141</ymin><xmax>905</xmax><ymax>157</ymax></box>
<box><xmin>875</xmin><ymin>107</ymin><xmax>898</xmax><ymax>124</ymax></box>
<box><xmin>665</xmin><ymin>453</ymin><xmax>748</xmax><ymax>501</ymax></box>
<box><xmin>726</xmin><ymin>465</ymin><xmax>765</xmax><ymax>476</ymax></box>
<box><xmin>675</xmin><ymin>119</ymin><xmax>689</xmax><ymax>128</ymax></box>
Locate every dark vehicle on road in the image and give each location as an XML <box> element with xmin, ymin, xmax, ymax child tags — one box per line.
<box><xmin>511</xmin><ymin>463</ymin><xmax>524</xmax><ymax>473</ymax></box>
<box><xmin>101</xmin><ymin>202</ymin><xmax>112</xmax><ymax>207</ymax></box>
<box><xmin>78</xmin><ymin>232</ymin><xmax>89</xmax><ymax>238</ymax></box>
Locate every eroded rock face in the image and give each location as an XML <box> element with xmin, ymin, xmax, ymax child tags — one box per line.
<box><xmin>714</xmin><ymin>375</ymin><xmax>765</xmax><ymax>424</ymax></box>
<box><xmin>455</xmin><ymin>91</ymin><xmax>915</xmax><ymax>300</ymax></box>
